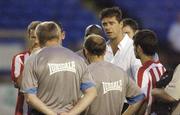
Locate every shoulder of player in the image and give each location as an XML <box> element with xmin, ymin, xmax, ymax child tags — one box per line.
<box><xmin>75</xmin><ymin>49</ymin><xmax>83</xmax><ymax>54</ymax></box>
<box><xmin>109</xmin><ymin>62</ymin><xmax>125</xmax><ymax>73</ymax></box>
<box><xmin>12</xmin><ymin>51</ymin><xmax>30</xmax><ymax>64</ymax></box>
<box><xmin>137</xmin><ymin>65</ymin><xmax>149</xmax><ymax>78</ymax></box>
<box><xmin>24</xmin><ymin>52</ymin><xmax>38</xmax><ymax>66</ymax></box>
<box><xmin>13</xmin><ymin>50</ymin><xmax>30</xmax><ymax>58</ymax></box>
<box><xmin>89</xmin><ymin>61</ymin><xmax>125</xmax><ymax>74</ymax></box>
<box><xmin>62</xmin><ymin>47</ymin><xmax>87</xmax><ymax>65</ymax></box>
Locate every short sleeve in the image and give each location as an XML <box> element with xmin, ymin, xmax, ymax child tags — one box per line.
<box><xmin>126</xmin><ymin>74</ymin><xmax>144</xmax><ymax>104</ymax></box>
<box><xmin>136</xmin><ymin>70</ymin><xmax>150</xmax><ymax>97</ymax></box>
<box><xmin>80</xmin><ymin>63</ymin><xmax>95</xmax><ymax>91</ymax></box>
<box><xmin>20</xmin><ymin>56</ymin><xmax>38</xmax><ymax>94</ymax></box>
<box><xmin>165</xmin><ymin>64</ymin><xmax>180</xmax><ymax>100</ymax></box>
<box><xmin>11</xmin><ymin>55</ymin><xmax>23</xmax><ymax>81</ymax></box>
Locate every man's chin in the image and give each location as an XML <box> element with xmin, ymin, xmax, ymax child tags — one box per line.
<box><xmin>32</xmin><ymin>44</ymin><xmax>40</xmax><ymax>49</ymax></box>
<box><xmin>33</xmin><ymin>44</ymin><xmax>39</xmax><ymax>48</ymax></box>
<box><xmin>107</xmin><ymin>35</ymin><xmax>115</xmax><ymax>40</ymax></box>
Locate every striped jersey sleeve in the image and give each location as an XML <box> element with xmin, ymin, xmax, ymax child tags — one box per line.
<box><xmin>11</xmin><ymin>51</ymin><xmax>30</xmax><ymax>82</ymax></box>
<box><xmin>136</xmin><ymin>61</ymin><xmax>166</xmax><ymax>97</ymax></box>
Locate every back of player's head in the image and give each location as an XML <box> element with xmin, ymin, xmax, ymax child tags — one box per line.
<box><xmin>133</xmin><ymin>29</ymin><xmax>158</xmax><ymax>56</ymax></box>
<box><xmin>35</xmin><ymin>21</ymin><xmax>61</xmax><ymax>47</ymax></box>
<box><xmin>122</xmin><ymin>18</ymin><xmax>138</xmax><ymax>32</ymax></box>
<box><xmin>27</xmin><ymin>21</ymin><xmax>42</xmax><ymax>37</ymax></box>
<box><xmin>99</xmin><ymin>7</ymin><xmax>122</xmax><ymax>22</ymax></box>
<box><xmin>84</xmin><ymin>34</ymin><xmax>106</xmax><ymax>56</ymax></box>
<box><xmin>54</xmin><ymin>21</ymin><xmax>64</xmax><ymax>32</ymax></box>
<box><xmin>85</xmin><ymin>24</ymin><xmax>103</xmax><ymax>37</ymax></box>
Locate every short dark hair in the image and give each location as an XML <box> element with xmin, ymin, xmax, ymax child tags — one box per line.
<box><xmin>84</xmin><ymin>34</ymin><xmax>106</xmax><ymax>56</ymax></box>
<box><xmin>122</xmin><ymin>18</ymin><xmax>138</xmax><ymax>32</ymax></box>
<box><xmin>27</xmin><ymin>21</ymin><xmax>42</xmax><ymax>37</ymax></box>
<box><xmin>85</xmin><ymin>24</ymin><xmax>103</xmax><ymax>37</ymax></box>
<box><xmin>36</xmin><ymin>21</ymin><xmax>62</xmax><ymax>47</ymax></box>
<box><xmin>133</xmin><ymin>29</ymin><xmax>158</xmax><ymax>56</ymax></box>
<box><xmin>99</xmin><ymin>7</ymin><xmax>122</xmax><ymax>22</ymax></box>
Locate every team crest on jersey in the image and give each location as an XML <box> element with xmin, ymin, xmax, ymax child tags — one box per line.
<box><xmin>48</xmin><ymin>61</ymin><xmax>76</xmax><ymax>75</ymax></box>
<box><xmin>102</xmin><ymin>80</ymin><xmax>122</xmax><ymax>94</ymax></box>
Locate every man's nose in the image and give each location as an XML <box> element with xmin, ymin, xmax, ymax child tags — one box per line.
<box><xmin>104</xmin><ymin>24</ymin><xmax>111</xmax><ymax>31</ymax></box>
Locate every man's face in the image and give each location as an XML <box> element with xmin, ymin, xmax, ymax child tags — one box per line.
<box><xmin>29</xmin><ymin>29</ymin><xmax>39</xmax><ymax>49</ymax></box>
<box><xmin>101</xmin><ymin>16</ymin><xmax>121</xmax><ymax>40</ymax></box>
<box><xmin>122</xmin><ymin>25</ymin><xmax>135</xmax><ymax>38</ymax></box>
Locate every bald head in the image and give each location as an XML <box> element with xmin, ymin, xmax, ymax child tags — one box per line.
<box><xmin>84</xmin><ymin>34</ymin><xmax>106</xmax><ymax>56</ymax></box>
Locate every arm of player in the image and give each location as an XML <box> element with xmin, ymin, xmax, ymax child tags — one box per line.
<box><xmin>15</xmin><ymin>75</ymin><xmax>23</xmax><ymax>88</ymax></box>
<box><xmin>124</xmin><ymin>74</ymin><xmax>145</xmax><ymax>115</ymax></box>
<box><xmin>122</xmin><ymin>98</ymin><xmax>144</xmax><ymax>115</ymax></box>
<box><xmin>152</xmin><ymin>88</ymin><xmax>176</xmax><ymax>102</ymax></box>
<box><xmin>21</xmin><ymin>55</ymin><xmax>56</xmax><ymax>115</ymax></box>
<box><xmin>61</xmin><ymin>87</ymin><xmax>97</xmax><ymax>115</ymax></box>
<box><xmin>11</xmin><ymin>55</ymin><xmax>22</xmax><ymax>88</ymax></box>
<box><xmin>25</xmin><ymin>93</ymin><xmax>56</xmax><ymax>115</ymax></box>
<box><xmin>63</xmin><ymin>86</ymin><xmax>97</xmax><ymax>115</ymax></box>
<box><xmin>11</xmin><ymin>54</ymin><xmax>27</xmax><ymax>88</ymax></box>
<box><xmin>61</xmin><ymin>62</ymin><xmax>97</xmax><ymax>115</ymax></box>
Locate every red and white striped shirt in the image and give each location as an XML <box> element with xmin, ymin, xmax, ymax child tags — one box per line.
<box><xmin>11</xmin><ymin>51</ymin><xmax>30</xmax><ymax>115</ymax></box>
<box><xmin>135</xmin><ymin>60</ymin><xmax>166</xmax><ymax>115</ymax></box>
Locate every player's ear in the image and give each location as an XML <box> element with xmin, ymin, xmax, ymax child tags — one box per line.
<box><xmin>137</xmin><ymin>45</ymin><xmax>143</xmax><ymax>53</ymax></box>
<box><xmin>60</xmin><ymin>31</ymin><xmax>65</xmax><ymax>40</ymax></box>
<box><xmin>120</xmin><ymin>21</ymin><xmax>123</xmax><ymax>28</ymax></box>
<box><xmin>84</xmin><ymin>48</ymin><xmax>88</xmax><ymax>56</ymax></box>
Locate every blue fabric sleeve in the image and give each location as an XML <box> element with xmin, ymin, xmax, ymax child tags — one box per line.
<box><xmin>80</xmin><ymin>82</ymin><xmax>95</xmax><ymax>91</ymax></box>
<box><xmin>24</xmin><ymin>87</ymin><xmax>37</xmax><ymax>94</ymax></box>
<box><xmin>126</xmin><ymin>93</ymin><xmax>145</xmax><ymax>104</ymax></box>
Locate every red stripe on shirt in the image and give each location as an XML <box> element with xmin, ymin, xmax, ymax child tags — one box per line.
<box><xmin>15</xmin><ymin>91</ymin><xmax>24</xmax><ymax>115</ymax></box>
<box><xmin>11</xmin><ymin>55</ymin><xmax>16</xmax><ymax>81</ymax></box>
<box><xmin>149</xmin><ymin>69</ymin><xmax>157</xmax><ymax>88</ymax></box>
<box><xmin>137</xmin><ymin>67</ymin><xmax>146</xmax><ymax>88</ymax></box>
<box><xmin>156</xmin><ymin>67</ymin><xmax>161</xmax><ymax>78</ymax></box>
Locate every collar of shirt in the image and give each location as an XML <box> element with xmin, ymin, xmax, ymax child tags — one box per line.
<box><xmin>142</xmin><ymin>60</ymin><xmax>160</xmax><ymax>69</ymax></box>
<box><xmin>106</xmin><ymin>34</ymin><xmax>130</xmax><ymax>54</ymax></box>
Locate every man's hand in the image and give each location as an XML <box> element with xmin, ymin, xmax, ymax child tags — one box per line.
<box><xmin>25</xmin><ymin>93</ymin><xmax>56</xmax><ymax>115</ymax></box>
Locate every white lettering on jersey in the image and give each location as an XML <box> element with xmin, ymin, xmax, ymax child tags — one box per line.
<box><xmin>102</xmin><ymin>80</ymin><xmax>122</xmax><ymax>94</ymax></box>
<box><xmin>48</xmin><ymin>61</ymin><xmax>76</xmax><ymax>75</ymax></box>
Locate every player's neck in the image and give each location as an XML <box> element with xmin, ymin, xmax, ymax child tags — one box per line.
<box><xmin>45</xmin><ymin>39</ymin><xmax>61</xmax><ymax>47</ymax></box>
<box><xmin>89</xmin><ymin>55</ymin><xmax>104</xmax><ymax>63</ymax></box>
<box><xmin>140</xmin><ymin>55</ymin><xmax>154</xmax><ymax>64</ymax></box>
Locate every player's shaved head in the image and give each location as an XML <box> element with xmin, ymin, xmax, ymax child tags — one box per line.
<box><xmin>35</xmin><ymin>21</ymin><xmax>61</xmax><ymax>47</ymax></box>
<box><xmin>84</xmin><ymin>34</ymin><xmax>106</xmax><ymax>56</ymax></box>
